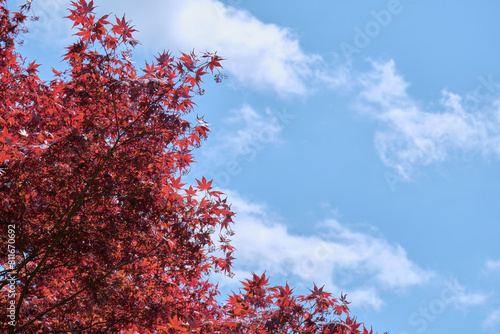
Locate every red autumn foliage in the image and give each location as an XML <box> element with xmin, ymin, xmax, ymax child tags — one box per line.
<box><xmin>0</xmin><ymin>1</ymin><xmax>381</xmax><ymax>333</ymax></box>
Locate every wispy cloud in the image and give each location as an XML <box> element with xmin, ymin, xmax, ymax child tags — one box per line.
<box><xmin>347</xmin><ymin>288</ymin><xmax>384</xmax><ymax>310</ymax></box>
<box><xmin>483</xmin><ymin>308</ymin><xmax>500</xmax><ymax>332</ymax></box>
<box><xmin>202</xmin><ymin>104</ymin><xmax>285</xmax><ymax>164</ymax></box>
<box><xmin>214</xmin><ymin>190</ymin><xmax>432</xmax><ymax>310</ymax></box>
<box><xmin>355</xmin><ymin>60</ymin><xmax>500</xmax><ymax>179</ymax></box>
<box><xmin>484</xmin><ymin>259</ymin><xmax>500</xmax><ymax>272</ymax></box>
<box><xmin>24</xmin><ymin>0</ymin><xmax>73</xmax><ymax>47</ymax></box>
<box><xmin>195</xmin><ymin>103</ymin><xmax>296</xmax><ymax>188</ymax></box>
<box><xmin>443</xmin><ymin>278</ymin><xmax>488</xmax><ymax>308</ymax></box>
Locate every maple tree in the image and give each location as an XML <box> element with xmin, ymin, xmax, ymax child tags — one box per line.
<box><xmin>0</xmin><ymin>1</ymin><xmax>380</xmax><ymax>333</ymax></box>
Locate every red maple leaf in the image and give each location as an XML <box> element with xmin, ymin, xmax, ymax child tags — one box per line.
<box><xmin>184</xmin><ymin>185</ymin><xmax>197</xmax><ymax>196</ymax></box>
<box><xmin>26</xmin><ymin>61</ymin><xmax>40</xmax><ymax>75</ymax></box>
<box><xmin>196</xmin><ymin>176</ymin><xmax>212</xmax><ymax>191</ymax></box>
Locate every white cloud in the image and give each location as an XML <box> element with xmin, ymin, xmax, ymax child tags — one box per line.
<box><xmin>483</xmin><ymin>308</ymin><xmax>500</xmax><ymax>332</ymax></box>
<box><xmin>156</xmin><ymin>0</ymin><xmax>321</xmax><ymax>96</ymax></box>
<box><xmin>443</xmin><ymin>279</ymin><xmax>488</xmax><ymax>308</ymax></box>
<box><xmin>215</xmin><ymin>190</ymin><xmax>432</xmax><ymax>309</ymax></box>
<box><xmin>356</xmin><ymin>60</ymin><xmax>500</xmax><ymax>179</ymax></box>
<box><xmin>24</xmin><ymin>0</ymin><xmax>73</xmax><ymax>46</ymax></box>
<box><xmin>485</xmin><ymin>259</ymin><xmax>500</xmax><ymax>272</ymax></box>
<box><xmin>319</xmin><ymin>219</ymin><xmax>429</xmax><ymax>289</ymax></box>
<box><xmin>348</xmin><ymin>287</ymin><xmax>385</xmax><ymax>310</ymax></box>
<box><xmin>202</xmin><ymin>104</ymin><xmax>285</xmax><ymax>165</ymax></box>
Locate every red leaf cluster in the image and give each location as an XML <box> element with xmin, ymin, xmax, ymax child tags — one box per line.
<box><xmin>0</xmin><ymin>1</ymin><xmax>380</xmax><ymax>333</ymax></box>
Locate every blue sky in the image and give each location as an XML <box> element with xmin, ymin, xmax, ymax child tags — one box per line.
<box><xmin>17</xmin><ymin>0</ymin><xmax>500</xmax><ymax>332</ymax></box>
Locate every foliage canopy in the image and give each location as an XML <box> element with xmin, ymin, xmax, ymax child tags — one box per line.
<box><xmin>0</xmin><ymin>1</ymin><xmax>378</xmax><ymax>333</ymax></box>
